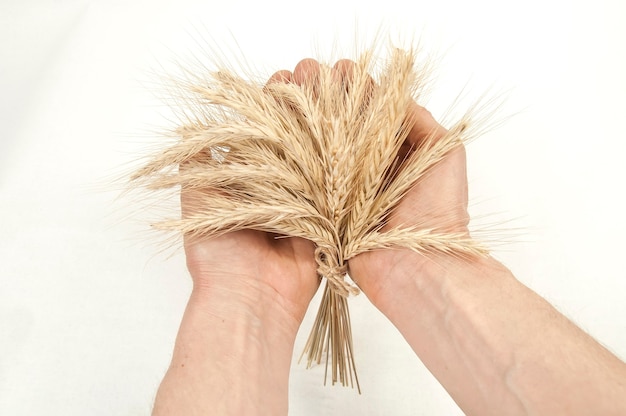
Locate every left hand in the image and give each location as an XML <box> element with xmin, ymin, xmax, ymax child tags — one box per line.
<box><xmin>184</xmin><ymin>228</ymin><xmax>319</xmax><ymax>325</ymax></box>
<box><xmin>181</xmin><ymin>61</ymin><xmax>330</xmax><ymax>325</ymax></box>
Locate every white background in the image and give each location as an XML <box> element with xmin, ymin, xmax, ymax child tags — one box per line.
<box><xmin>1</xmin><ymin>0</ymin><xmax>625</xmax><ymax>414</ymax></box>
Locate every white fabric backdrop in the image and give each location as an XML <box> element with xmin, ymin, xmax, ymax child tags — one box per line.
<box><xmin>1</xmin><ymin>0</ymin><xmax>625</xmax><ymax>414</ymax></box>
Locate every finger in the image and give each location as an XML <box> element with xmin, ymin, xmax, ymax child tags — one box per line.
<box><xmin>332</xmin><ymin>58</ymin><xmax>375</xmax><ymax>89</ymax></box>
<box><xmin>280</xmin><ymin>236</ymin><xmax>316</xmax><ymax>258</ymax></box>
<box><xmin>292</xmin><ymin>58</ymin><xmax>321</xmax><ymax>86</ymax></box>
<box><xmin>406</xmin><ymin>102</ymin><xmax>448</xmax><ymax>146</ymax></box>
<box><xmin>267</xmin><ymin>69</ymin><xmax>292</xmax><ymax>85</ymax></box>
<box><xmin>278</xmin><ymin>236</ymin><xmax>318</xmax><ymax>282</ymax></box>
<box><xmin>331</xmin><ymin>59</ymin><xmax>356</xmax><ymax>84</ymax></box>
<box><xmin>392</xmin><ymin>105</ymin><xmax>448</xmax><ymax>177</ymax></box>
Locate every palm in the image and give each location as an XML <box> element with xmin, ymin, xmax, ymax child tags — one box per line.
<box><xmin>184</xmin><ymin>231</ymin><xmax>319</xmax><ymax>321</ymax></box>
<box><xmin>389</xmin><ymin>146</ymin><xmax>469</xmax><ymax>233</ymax></box>
<box><xmin>349</xmin><ymin>105</ymin><xmax>470</xmax><ymax>302</ymax></box>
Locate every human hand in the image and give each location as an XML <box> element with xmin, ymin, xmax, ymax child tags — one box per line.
<box><xmin>153</xmin><ymin>67</ymin><xmax>326</xmax><ymax>416</ymax></box>
<box><xmin>247</xmin><ymin>57</ymin><xmax>470</xmax><ymax>312</ymax></box>
<box><xmin>181</xmin><ymin>64</ymin><xmax>330</xmax><ymax>325</ymax></box>
<box><xmin>183</xmin><ymin>226</ymin><xmax>318</xmax><ymax>325</ymax></box>
<box><xmin>154</xmin><ymin>225</ymin><xmax>318</xmax><ymax>415</ymax></box>
<box><xmin>348</xmin><ymin>90</ymin><xmax>471</xmax><ymax>308</ymax></box>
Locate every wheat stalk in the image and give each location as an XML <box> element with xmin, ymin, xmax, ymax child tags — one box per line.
<box><xmin>130</xmin><ymin>45</ymin><xmax>489</xmax><ymax>392</ymax></box>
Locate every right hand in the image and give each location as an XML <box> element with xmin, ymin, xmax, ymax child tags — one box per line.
<box><xmin>348</xmin><ymin>102</ymin><xmax>471</xmax><ymax>307</ymax></box>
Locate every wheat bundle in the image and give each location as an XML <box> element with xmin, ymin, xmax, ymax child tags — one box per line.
<box><xmin>130</xmin><ymin>46</ymin><xmax>488</xmax><ymax>392</ymax></box>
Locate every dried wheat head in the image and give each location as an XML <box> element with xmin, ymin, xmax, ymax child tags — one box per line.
<box><xmin>130</xmin><ymin>45</ymin><xmax>489</xmax><ymax>393</ymax></box>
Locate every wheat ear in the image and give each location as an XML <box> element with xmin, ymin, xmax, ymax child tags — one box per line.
<box><xmin>129</xmin><ymin>45</ymin><xmax>489</xmax><ymax>392</ymax></box>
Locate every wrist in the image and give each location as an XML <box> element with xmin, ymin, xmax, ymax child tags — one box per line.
<box><xmin>348</xmin><ymin>247</ymin><xmax>434</xmax><ymax>310</ymax></box>
<box><xmin>349</xmin><ymin>247</ymin><xmax>507</xmax><ymax>314</ymax></box>
<box><xmin>154</xmin><ymin>283</ymin><xmax>299</xmax><ymax>415</ymax></box>
<box><xmin>189</xmin><ymin>274</ymin><xmax>303</xmax><ymax>339</ymax></box>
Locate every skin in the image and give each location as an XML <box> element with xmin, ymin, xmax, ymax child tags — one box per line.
<box><xmin>152</xmin><ymin>59</ymin><xmax>626</xmax><ymax>415</ymax></box>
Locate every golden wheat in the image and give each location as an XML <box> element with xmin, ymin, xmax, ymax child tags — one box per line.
<box><xmin>130</xmin><ymin>45</ymin><xmax>489</xmax><ymax>393</ymax></box>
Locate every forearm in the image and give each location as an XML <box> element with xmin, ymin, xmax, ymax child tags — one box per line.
<box><xmin>353</xmin><ymin>251</ymin><xmax>626</xmax><ymax>415</ymax></box>
<box><xmin>152</xmin><ymin>282</ymin><xmax>301</xmax><ymax>416</ymax></box>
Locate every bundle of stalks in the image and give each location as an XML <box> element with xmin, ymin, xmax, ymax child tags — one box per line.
<box><xmin>130</xmin><ymin>46</ymin><xmax>489</xmax><ymax>392</ymax></box>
